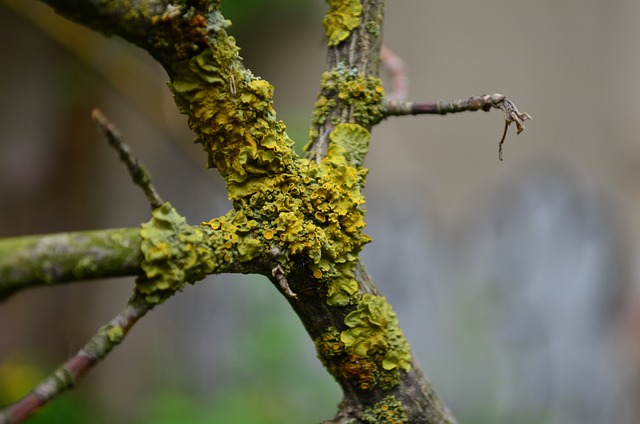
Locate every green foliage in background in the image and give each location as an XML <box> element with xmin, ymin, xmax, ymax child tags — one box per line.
<box><xmin>221</xmin><ymin>0</ymin><xmax>316</xmax><ymax>31</ymax></box>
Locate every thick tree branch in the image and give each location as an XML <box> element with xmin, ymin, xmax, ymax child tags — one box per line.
<box><xmin>0</xmin><ymin>217</ymin><xmax>266</xmax><ymax>302</ymax></box>
<box><xmin>0</xmin><ymin>228</ymin><xmax>142</xmax><ymax>301</ymax></box>
<box><xmin>40</xmin><ymin>0</ymin><xmax>211</xmax><ymax>65</ymax></box>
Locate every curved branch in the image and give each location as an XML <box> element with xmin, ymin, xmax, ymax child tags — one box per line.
<box><xmin>380</xmin><ymin>45</ymin><xmax>409</xmax><ymax>101</ymax></box>
<box><xmin>40</xmin><ymin>0</ymin><xmax>209</xmax><ymax>64</ymax></box>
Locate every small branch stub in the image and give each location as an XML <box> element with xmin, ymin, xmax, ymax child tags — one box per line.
<box><xmin>384</xmin><ymin>93</ymin><xmax>532</xmax><ymax>160</ymax></box>
<box><xmin>272</xmin><ymin>264</ymin><xmax>297</xmax><ymax>299</ymax></box>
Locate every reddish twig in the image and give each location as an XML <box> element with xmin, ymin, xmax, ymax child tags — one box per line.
<box><xmin>380</xmin><ymin>45</ymin><xmax>409</xmax><ymax>101</ymax></box>
<box><xmin>0</xmin><ymin>295</ymin><xmax>153</xmax><ymax>424</ymax></box>
<box><xmin>384</xmin><ymin>94</ymin><xmax>532</xmax><ymax>160</ymax></box>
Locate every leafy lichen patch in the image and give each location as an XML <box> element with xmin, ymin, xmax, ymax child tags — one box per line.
<box><xmin>314</xmin><ymin>294</ymin><xmax>413</xmax><ymax>391</ymax></box>
<box><xmin>168</xmin><ymin>26</ymin><xmax>297</xmax><ymax>201</ymax></box>
<box><xmin>137</xmin><ymin>203</ymin><xmax>221</xmax><ymax>304</ymax></box>
<box><xmin>328</xmin><ymin>123</ymin><xmax>371</xmax><ymax>167</ymax></box>
<box><xmin>341</xmin><ymin>294</ymin><xmax>412</xmax><ymax>373</ymax></box>
<box><xmin>323</xmin><ymin>0</ymin><xmax>363</xmax><ymax>46</ymax></box>
<box><xmin>362</xmin><ymin>395</ymin><xmax>408</xmax><ymax>424</ymax></box>
<box><xmin>309</xmin><ymin>63</ymin><xmax>385</xmax><ymax>146</ymax></box>
<box><xmin>201</xmin><ymin>148</ymin><xmax>371</xmax><ymax>306</ymax></box>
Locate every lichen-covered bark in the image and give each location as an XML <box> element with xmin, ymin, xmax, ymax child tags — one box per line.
<box><xmin>31</xmin><ymin>1</ymin><xmax>457</xmax><ymax>422</ymax></box>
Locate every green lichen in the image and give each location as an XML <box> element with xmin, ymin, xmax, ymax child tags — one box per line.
<box><xmin>323</xmin><ymin>0</ymin><xmax>363</xmax><ymax>46</ymax></box>
<box><xmin>164</xmin><ymin>9</ymin><xmax>374</xmax><ymax>309</ymax></box>
<box><xmin>137</xmin><ymin>202</ymin><xmax>220</xmax><ymax>304</ymax></box>
<box><xmin>341</xmin><ymin>294</ymin><xmax>412</xmax><ymax>373</ymax></box>
<box><xmin>107</xmin><ymin>326</ymin><xmax>124</xmax><ymax>344</ymax></box>
<box><xmin>362</xmin><ymin>395</ymin><xmax>408</xmax><ymax>424</ymax></box>
<box><xmin>202</xmin><ymin>149</ymin><xmax>370</xmax><ymax>307</ymax></box>
<box><xmin>169</xmin><ymin>37</ymin><xmax>297</xmax><ymax>201</ymax></box>
<box><xmin>311</xmin><ymin>96</ymin><xmax>337</xmax><ymax>126</ymax></box>
<box><xmin>328</xmin><ymin>123</ymin><xmax>370</xmax><ymax>167</ymax></box>
<box><xmin>365</xmin><ymin>20</ymin><xmax>381</xmax><ymax>37</ymax></box>
<box><xmin>308</xmin><ymin>64</ymin><xmax>385</xmax><ymax>139</ymax></box>
<box><xmin>314</xmin><ymin>295</ymin><xmax>412</xmax><ymax>391</ymax></box>
<box><xmin>204</xmin><ymin>209</ymin><xmax>265</xmax><ymax>264</ymax></box>
<box><xmin>315</xmin><ymin>326</ymin><xmax>345</xmax><ymax>363</ymax></box>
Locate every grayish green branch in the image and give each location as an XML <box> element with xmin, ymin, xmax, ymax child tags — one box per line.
<box><xmin>0</xmin><ymin>228</ymin><xmax>142</xmax><ymax>301</ymax></box>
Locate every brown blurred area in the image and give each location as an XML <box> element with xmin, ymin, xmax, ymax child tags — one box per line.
<box><xmin>1</xmin><ymin>1</ymin><xmax>640</xmax><ymax>423</ymax></box>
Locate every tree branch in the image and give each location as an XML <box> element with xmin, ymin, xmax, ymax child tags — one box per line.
<box><xmin>0</xmin><ymin>216</ymin><xmax>266</xmax><ymax>302</ymax></box>
<box><xmin>0</xmin><ymin>228</ymin><xmax>142</xmax><ymax>301</ymax></box>
<box><xmin>0</xmin><ymin>293</ymin><xmax>153</xmax><ymax>424</ymax></box>
<box><xmin>306</xmin><ymin>0</ymin><xmax>386</xmax><ymax>163</ymax></box>
<box><xmin>384</xmin><ymin>94</ymin><xmax>532</xmax><ymax>160</ymax></box>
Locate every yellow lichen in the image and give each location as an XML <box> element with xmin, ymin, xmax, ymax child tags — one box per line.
<box><xmin>315</xmin><ymin>295</ymin><xmax>412</xmax><ymax>391</ymax></box>
<box><xmin>107</xmin><ymin>326</ymin><xmax>124</xmax><ymax>344</ymax></box>
<box><xmin>341</xmin><ymin>294</ymin><xmax>412</xmax><ymax>372</ymax></box>
<box><xmin>362</xmin><ymin>395</ymin><xmax>408</xmax><ymax>424</ymax></box>
<box><xmin>308</xmin><ymin>64</ymin><xmax>386</xmax><ymax>142</ymax></box>
<box><xmin>165</xmin><ymin>9</ymin><xmax>374</xmax><ymax>308</ymax></box>
<box><xmin>137</xmin><ymin>202</ymin><xmax>225</xmax><ymax>304</ymax></box>
<box><xmin>323</xmin><ymin>0</ymin><xmax>363</xmax><ymax>46</ymax></box>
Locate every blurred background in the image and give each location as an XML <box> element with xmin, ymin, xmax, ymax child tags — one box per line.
<box><xmin>1</xmin><ymin>0</ymin><xmax>639</xmax><ymax>422</ymax></box>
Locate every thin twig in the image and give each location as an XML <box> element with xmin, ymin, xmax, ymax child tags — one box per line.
<box><xmin>384</xmin><ymin>94</ymin><xmax>532</xmax><ymax>160</ymax></box>
<box><xmin>0</xmin><ymin>294</ymin><xmax>153</xmax><ymax>424</ymax></box>
<box><xmin>92</xmin><ymin>109</ymin><xmax>165</xmax><ymax>209</ymax></box>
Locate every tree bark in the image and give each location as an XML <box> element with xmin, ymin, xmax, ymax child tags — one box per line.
<box><xmin>0</xmin><ymin>228</ymin><xmax>141</xmax><ymax>300</ymax></box>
